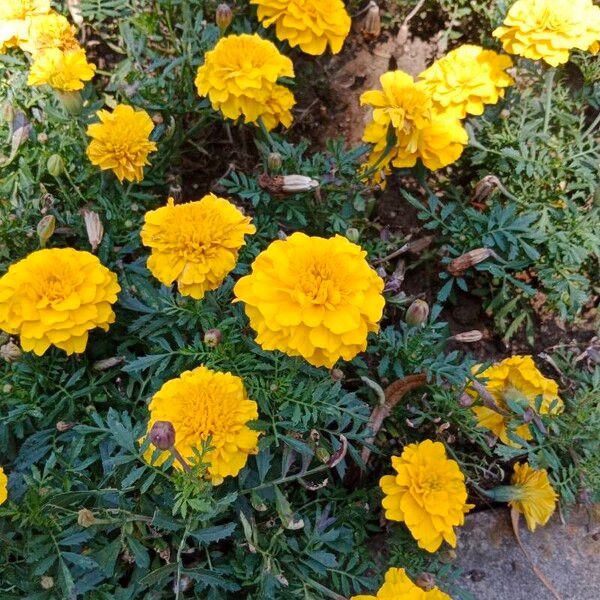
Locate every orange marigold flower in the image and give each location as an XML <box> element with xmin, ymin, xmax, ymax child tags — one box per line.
<box><xmin>27</xmin><ymin>46</ymin><xmax>95</xmax><ymax>91</ymax></box>
<box><xmin>470</xmin><ymin>355</ymin><xmax>563</xmax><ymax>447</ymax></box>
<box><xmin>251</xmin><ymin>0</ymin><xmax>351</xmax><ymax>55</ymax></box>
<box><xmin>234</xmin><ymin>232</ymin><xmax>385</xmax><ymax>368</ymax></box>
<box><xmin>0</xmin><ymin>466</ymin><xmax>7</xmax><ymax>505</ymax></box>
<box><xmin>194</xmin><ymin>33</ymin><xmax>295</xmax><ymax>130</ymax></box>
<box><xmin>86</xmin><ymin>104</ymin><xmax>157</xmax><ymax>182</ymax></box>
<box><xmin>380</xmin><ymin>440</ymin><xmax>473</xmax><ymax>553</ymax></box>
<box><xmin>141</xmin><ymin>195</ymin><xmax>256</xmax><ymax>300</ymax></box>
<box><xmin>0</xmin><ymin>248</ymin><xmax>120</xmax><ymax>355</ymax></box>
<box><xmin>142</xmin><ymin>365</ymin><xmax>260</xmax><ymax>485</ymax></box>
<box><xmin>509</xmin><ymin>462</ymin><xmax>557</xmax><ymax>531</ymax></box>
<box><xmin>351</xmin><ymin>567</ymin><xmax>451</xmax><ymax>600</ymax></box>
<box><xmin>20</xmin><ymin>11</ymin><xmax>79</xmax><ymax>56</ymax></box>
<box><xmin>0</xmin><ymin>0</ymin><xmax>50</xmax><ymax>51</ymax></box>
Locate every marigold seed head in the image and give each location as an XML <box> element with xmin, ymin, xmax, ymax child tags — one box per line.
<box><xmin>203</xmin><ymin>328</ymin><xmax>222</xmax><ymax>348</ymax></box>
<box><xmin>1</xmin><ymin>341</ymin><xmax>22</xmax><ymax>363</ymax></box>
<box><xmin>415</xmin><ymin>572</ymin><xmax>436</xmax><ymax>591</ymax></box>
<box><xmin>40</xmin><ymin>576</ymin><xmax>54</xmax><ymax>590</ymax></box>
<box><xmin>234</xmin><ymin>232</ymin><xmax>385</xmax><ymax>368</ymax></box>
<box><xmin>362</xmin><ymin>1</ymin><xmax>381</xmax><ymax>39</ymax></box>
<box><xmin>330</xmin><ymin>368</ymin><xmax>344</xmax><ymax>382</ymax></box>
<box><xmin>86</xmin><ymin>104</ymin><xmax>157</xmax><ymax>182</ymax></box>
<box><xmin>77</xmin><ymin>508</ymin><xmax>96</xmax><ymax>527</ymax></box>
<box><xmin>56</xmin><ymin>421</ymin><xmax>75</xmax><ymax>432</ymax></box>
<box><xmin>452</xmin><ymin>330</ymin><xmax>483</xmax><ymax>343</ymax></box>
<box><xmin>405</xmin><ymin>299</ymin><xmax>429</xmax><ymax>326</ymax></box>
<box><xmin>141</xmin><ymin>195</ymin><xmax>255</xmax><ymax>300</ymax></box>
<box><xmin>251</xmin><ymin>0</ymin><xmax>351</xmax><ymax>55</ymax></box>
<box><xmin>215</xmin><ymin>3</ymin><xmax>233</xmax><ymax>32</ymax></box>
<box><xmin>149</xmin><ymin>420</ymin><xmax>176</xmax><ymax>450</ymax></box>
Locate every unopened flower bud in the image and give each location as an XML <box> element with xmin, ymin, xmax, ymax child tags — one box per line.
<box><xmin>345</xmin><ymin>228</ymin><xmax>359</xmax><ymax>243</ymax></box>
<box><xmin>459</xmin><ymin>393</ymin><xmax>474</xmax><ymax>407</ymax></box>
<box><xmin>267</xmin><ymin>152</ymin><xmax>283</xmax><ymax>172</ymax></box>
<box><xmin>315</xmin><ymin>447</ymin><xmax>330</xmax><ymax>463</ymax></box>
<box><xmin>47</xmin><ymin>154</ymin><xmax>64</xmax><ymax>177</ymax></box>
<box><xmin>56</xmin><ymin>90</ymin><xmax>83</xmax><ymax>115</ymax></box>
<box><xmin>415</xmin><ymin>572</ymin><xmax>436</xmax><ymax>591</ymax></box>
<box><xmin>77</xmin><ymin>508</ymin><xmax>96</xmax><ymax>528</ymax></box>
<box><xmin>452</xmin><ymin>330</ymin><xmax>483</xmax><ymax>343</ymax></box>
<box><xmin>40</xmin><ymin>576</ymin><xmax>54</xmax><ymax>590</ymax></box>
<box><xmin>1</xmin><ymin>341</ymin><xmax>22</xmax><ymax>363</ymax></box>
<box><xmin>3</xmin><ymin>384</ymin><xmax>13</xmax><ymax>393</ymax></box>
<box><xmin>204</xmin><ymin>328</ymin><xmax>222</xmax><ymax>347</ymax></box>
<box><xmin>330</xmin><ymin>368</ymin><xmax>344</xmax><ymax>381</ymax></box>
<box><xmin>216</xmin><ymin>3</ymin><xmax>233</xmax><ymax>32</ymax></box>
<box><xmin>56</xmin><ymin>421</ymin><xmax>76</xmax><ymax>432</ymax></box>
<box><xmin>37</xmin><ymin>132</ymin><xmax>48</xmax><ymax>144</ymax></box>
<box><xmin>149</xmin><ymin>420</ymin><xmax>176</xmax><ymax>450</ymax></box>
<box><xmin>37</xmin><ymin>214</ymin><xmax>56</xmax><ymax>247</ymax></box>
<box><xmin>447</xmin><ymin>248</ymin><xmax>495</xmax><ymax>276</ymax></box>
<box><xmin>405</xmin><ymin>299</ymin><xmax>429</xmax><ymax>326</ymax></box>
<box><xmin>362</xmin><ymin>1</ymin><xmax>381</xmax><ymax>38</ymax></box>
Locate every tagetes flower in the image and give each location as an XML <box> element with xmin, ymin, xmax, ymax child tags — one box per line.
<box><xmin>0</xmin><ymin>0</ymin><xmax>50</xmax><ymax>51</ymax></box>
<box><xmin>194</xmin><ymin>33</ymin><xmax>295</xmax><ymax>130</ymax></box>
<box><xmin>493</xmin><ymin>0</ymin><xmax>600</xmax><ymax>67</ymax></box>
<box><xmin>0</xmin><ymin>467</ymin><xmax>7</xmax><ymax>505</ymax></box>
<box><xmin>143</xmin><ymin>366</ymin><xmax>260</xmax><ymax>485</ymax></box>
<box><xmin>20</xmin><ymin>11</ymin><xmax>78</xmax><ymax>56</ymax></box>
<box><xmin>360</xmin><ymin>71</ymin><xmax>468</xmax><ymax>172</ymax></box>
<box><xmin>141</xmin><ymin>195</ymin><xmax>256</xmax><ymax>299</ymax></box>
<box><xmin>234</xmin><ymin>232</ymin><xmax>385</xmax><ymax>368</ymax></box>
<box><xmin>380</xmin><ymin>440</ymin><xmax>473</xmax><ymax>553</ymax></box>
<box><xmin>351</xmin><ymin>567</ymin><xmax>451</xmax><ymax>600</ymax></box>
<box><xmin>419</xmin><ymin>45</ymin><xmax>514</xmax><ymax>119</ymax></box>
<box><xmin>471</xmin><ymin>355</ymin><xmax>563</xmax><ymax>447</ymax></box>
<box><xmin>86</xmin><ymin>104</ymin><xmax>157</xmax><ymax>182</ymax></box>
<box><xmin>509</xmin><ymin>463</ymin><xmax>557</xmax><ymax>531</ymax></box>
<box><xmin>0</xmin><ymin>248</ymin><xmax>120</xmax><ymax>355</ymax></box>
<box><xmin>27</xmin><ymin>46</ymin><xmax>95</xmax><ymax>91</ymax></box>
<box><xmin>251</xmin><ymin>0</ymin><xmax>351</xmax><ymax>56</ymax></box>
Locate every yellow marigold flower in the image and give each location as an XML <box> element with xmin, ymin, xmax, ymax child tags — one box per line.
<box><xmin>351</xmin><ymin>567</ymin><xmax>451</xmax><ymax>600</ymax></box>
<box><xmin>251</xmin><ymin>0</ymin><xmax>351</xmax><ymax>56</ymax></box>
<box><xmin>143</xmin><ymin>365</ymin><xmax>260</xmax><ymax>485</ymax></box>
<box><xmin>0</xmin><ymin>466</ymin><xmax>7</xmax><ymax>505</ymax></box>
<box><xmin>234</xmin><ymin>232</ymin><xmax>385</xmax><ymax>368</ymax></box>
<box><xmin>141</xmin><ymin>195</ymin><xmax>256</xmax><ymax>300</ymax></box>
<box><xmin>380</xmin><ymin>440</ymin><xmax>474</xmax><ymax>553</ymax></box>
<box><xmin>360</xmin><ymin>71</ymin><xmax>468</xmax><ymax>172</ymax></box>
<box><xmin>27</xmin><ymin>46</ymin><xmax>95</xmax><ymax>91</ymax></box>
<box><xmin>0</xmin><ymin>0</ymin><xmax>50</xmax><ymax>51</ymax></box>
<box><xmin>419</xmin><ymin>45</ymin><xmax>514</xmax><ymax>119</ymax></box>
<box><xmin>493</xmin><ymin>0</ymin><xmax>600</xmax><ymax>67</ymax></box>
<box><xmin>194</xmin><ymin>33</ymin><xmax>295</xmax><ymax>130</ymax></box>
<box><xmin>20</xmin><ymin>11</ymin><xmax>79</xmax><ymax>56</ymax></box>
<box><xmin>470</xmin><ymin>355</ymin><xmax>563</xmax><ymax>448</ymax></box>
<box><xmin>508</xmin><ymin>462</ymin><xmax>557</xmax><ymax>531</ymax></box>
<box><xmin>86</xmin><ymin>104</ymin><xmax>157</xmax><ymax>182</ymax></box>
<box><xmin>0</xmin><ymin>248</ymin><xmax>120</xmax><ymax>356</ymax></box>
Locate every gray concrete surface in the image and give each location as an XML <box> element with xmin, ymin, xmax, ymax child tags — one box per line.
<box><xmin>456</xmin><ymin>506</ymin><xmax>600</xmax><ymax>600</ymax></box>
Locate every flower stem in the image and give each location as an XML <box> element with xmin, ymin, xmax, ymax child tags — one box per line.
<box><xmin>543</xmin><ymin>68</ymin><xmax>556</xmax><ymax>134</ymax></box>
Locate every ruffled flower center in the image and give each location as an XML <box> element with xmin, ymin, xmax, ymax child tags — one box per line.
<box><xmin>295</xmin><ymin>261</ymin><xmax>343</xmax><ymax>307</ymax></box>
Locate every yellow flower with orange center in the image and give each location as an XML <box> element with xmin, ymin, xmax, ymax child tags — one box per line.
<box><xmin>251</xmin><ymin>0</ymin><xmax>351</xmax><ymax>55</ymax></box>
<box><xmin>419</xmin><ymin>45</ymin><xmax>514</xmax><ymax>119</ymax></box>
<box><xmin>194</xmin><ymin>33</ymin><xmax>295</xmax><ymax>130</ymax></box>
<box><xmin>508</xmin><ymin>462</ymin><xmax>557</xmax><ymax>531</ymax></box>
<box><xmin>27</xmin><ymin>46</ymin><xmax>95</xmax><ymax>91</ymax></box>
<box><xmin>141</xmin><ymin>195</ymin><xmax>256</xmax><ymax>300</ymax></box>
<box><xmin>234</xmin><ymin>232</ymin><xmax>385</xmax><ymax>368</ymax></box>
<box><xmin>143</xmin><ymin>366</ymin><xmax>260</xmax><ymax>485</ymax></box>
<box><xmin>470</xmin><ymin>355</ymin><xmax>563</xmax><ymax>447</ymax></box>
<box><xmin>0</xmin><ymin>466</ymin><xmax>7</xmax><ymax>505</ymax></box>
<box><xmin>20</xmin><ymin>11</ymin><xmax>79</xmax><ymax>56</ymax></box>
<box><xmin>352</xmin><ymin>567</ymin><xmax>451</xmax><ymax>600</ymax></box>
<box><xmin>0</xmin><ymin>0</ymin><xmax>50</xmax><ymax>51</ymax></box>
<box><xmin>86</xmin><ymin>104</ymin><xmax>157</xmax><ymax>182</ymax></box>
<box><xmin>360</xmin><ymin>71</ymin><xmax>468</xmax><ymax>172</ymax></box>
<box><xmin>0</xmin><ymin>248</ymin><xmax>120</xmax><ymax>355</ymax></box>
<box><xmin>493</xmin><ymin>0</ymin><xmax>600</xmax><ymax>66</ymax></box>
<box><xmin>380</xmin><ymin>440</ymin><xmax>473</xmax><ymax>553</ymax></box>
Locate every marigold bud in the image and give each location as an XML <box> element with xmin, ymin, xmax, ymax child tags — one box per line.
<box><xmin>204</xmin><ymin>328</ymin><xmax>222</xmax><ymax>347</ymax></box>
<box><xmin>362</xmin><ymin>1</ymin><xmax>381</xmax><ymax>38</ymax></box>
<box><xmin>345</xmin><ymin>228</ymin><xmax>359</xmax><ymax>243</ymax></box>
<box><xmin>47</xmin><ymin>154</ymin><xmax>65</xmax><ymax>177</ymax></box>
<box><xmin>36</xmin><ymin>215</ymin><xmax>56</xmax><ymax>247</ymax></box>
<box><xmin>315</xmin><ymin>447</ymin><xmax>330</xmax><ymax>463</ymax></box>
<box><xmin>415</xmin><ymin>572</ymin><xmax>436</xmax><ymax>591</ymax></box>
<box><xmin>56</xmin><ymin>421</ymin><xmax>76</xmax><ymax>432</ymax></box>
<box><xmin>37</xmin><ymin>132</ymin><xmax>48</xmax><ymax>144</ymax></box>
<box><xmin>149</xmin><ymin>420</ymin><xmax>176</xmax><ymax>450</ymax></box>
<box><xmin>1</xmin><ymin>341</ymin><xmax>22</xmax><ymax>363</ymax></box>
<box><xmin>452</xmin><ymin>330</ymin><xmax>483</xmax><ymax>343</ymax></box>
<box><xmin>447</xmin><ymin>248</ymin><xmax>495</xmax><ymax>276</ymax></box>
<box><xmin>330</xmin><ymin>368</ymin><xmax>344</xmax><ymax>381</ymax></box>
<box><xmin>405</xmin><ymin>299</ymin><xmax>429</xmax><ymax>326</ymax></box>
<box><xmin>80</xmin><ymin>208</ymin><xmax>104</xmax><ymax>253</ymax></box>
<box><xmin>216</xmin><ymin>3</ymin><xmax>233</xmax><ymax>32</ymax></box>
<box><xmin>77</xmin><ymin>508</ymin><xmax>96</xmax><ymax>528</ymax></box>
<box><xmin>459</xmin><ymin>393</ymin><xmax>474</xmax><ymax>407</ymax></box>
<box><xmin>40</xmin><ymin>576</ymin><xmax>54</xmax><ymax>590</ymax></box>
<box><xmin>56</xmin><ymin>91</ymin><xmax>83</xmax><ymax>116</ymax></box>
<box><xmin>267</xmin><ymin>152</ymin><xmax>283</xmax><ymax>172</ymax></box>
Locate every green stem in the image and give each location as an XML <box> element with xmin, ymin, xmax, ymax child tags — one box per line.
<box><xmin>174</xmin><ymin>519</ymin><xmax>192</xmax><ymax>600</ymax></box>
<box><xmin>241</xmin><ymin>464</ymin><xmax>330</xmax><ymax>495</ymax></box>
<box><xmin>256</xmin><ymin>116</ymin><xmax>275</xmax><ymax>150</ymax></box>
<box><xmin>543</xmin><ymin>68</ymin><xmax>556</xmax><ymax>134</ymax></box>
